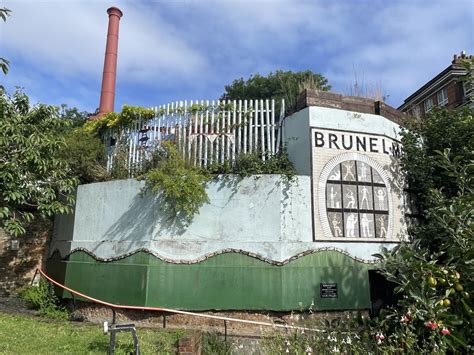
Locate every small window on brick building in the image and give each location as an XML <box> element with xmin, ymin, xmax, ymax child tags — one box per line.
<box><xmin>437</xmin><ymin>88</ymin><xmax>448</xmax><ymax>106</ymax></box>
<box><xmin>424</xmin><ymin>98</ymin><xmax>434</xmax><ymax>113</ymax></box>
<box><xmin>412</xmin><ymin>106</ymin><xmax>421</xmax><ymax>118</ymax></box>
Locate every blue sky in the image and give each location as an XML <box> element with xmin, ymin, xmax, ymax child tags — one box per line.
<box><xmin>1</xmin><ymin>0</ymin><xmax>473</xmax><ymax>113</ymax></box>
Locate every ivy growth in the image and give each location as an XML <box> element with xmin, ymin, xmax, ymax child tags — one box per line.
<box><xmin>141</xmin><ymin>142</ymin><xmax>210</xmax><ymax>224</ymax></box>
<box><xmin>141</xmin><ymin>142</ymin><xmax>296</xmax><ymax>223</ymax></box>
<box><xmin>83</xmin><ymin>105</ymin><xmax>155</xmax><ymax>135</ymax></box>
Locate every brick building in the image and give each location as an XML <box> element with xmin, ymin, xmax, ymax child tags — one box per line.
<box><xmin>398</xmin><ymin>52</ymin><xmax>473</xmax><ymax>117</ymax></box>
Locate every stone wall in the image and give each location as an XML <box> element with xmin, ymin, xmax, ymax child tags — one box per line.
<box><xmin>0</xmin><ymin>219</ymin><xmax>52</xmax><ymax>296</ymax></box>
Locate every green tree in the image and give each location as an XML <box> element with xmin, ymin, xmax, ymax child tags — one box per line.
<box><xmin>0</xmin><ymin>89</ymin><xmax>78</xmax><ymax>236</ymax></box>
<box><xmin>59</xmin><ymin>104</ymin><xmax>90</xmax><ymax>128</ymax></box>
<box><xmin>54</xmin><ymin>105</ymin><xmax>107</xmax><ymax>184</ymax></box>
<box><xmin>1</xmin><ymin>7</ymin><xmax>11</xmax><ymax>75</ymax></box>
<box><xmin>221</xmin><ymin>70</ymin><xmax>330</xmax><ymax>114</ymax></box>
<box><xmin>377</xmin><ymin>105</ymin><xmax>473</xmax><ymax>352</ymax></box>
<box><xmin>57</xmin><ymin>129</ymin><xmax>107</xmax><ymax>184</ymax></box>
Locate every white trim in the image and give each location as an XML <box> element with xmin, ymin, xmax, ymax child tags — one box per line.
<box><xmin>424</xmin><ymin>98</ymin><xmax>434</xmax><ymax>113</ymax></box>
<box><xmin>437</xmin><ymin>88</ymin><xmax>448</xmax><ymax>106</ymax></box>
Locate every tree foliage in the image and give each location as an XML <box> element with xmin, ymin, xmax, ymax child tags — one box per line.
<box><xmin>0</xmin><ymin>7</ymin><xmax>12</xmax><ymax>76</ymax></box>
<box><xmin>0</xmin><ymin>89</ymin><xmax>78</xmax><ymax>236</ymax></box>
<box><xmin>57</xmin><ymin>129</ymin><xmax>107</xmax><ymax>184</ymax></box>
<box><xmin>83</xmin><ymin>105</ymin><xmax>155</xmax><ymax>135</ymax></box>
<box><xmin>59</xmin><ymin>104</ymin><xmax>90</xmax><ymax>128</ymax></box>
<box><xmin>377</xmin><ymin>106</ymin><xmax>474</xmax><ymax>351</ymax></box>
<box><xmin>221</xmin><ymin>70</ymin><xmax>330</xmax><ymax>114</ymax></box>
<box><xmin>142</xmin><ymin>142</ymin><xmax>210</xmax><ymax>224</ymax></box>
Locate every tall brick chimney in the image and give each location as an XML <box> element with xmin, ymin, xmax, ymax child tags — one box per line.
<box><xmin>93</xmin><ymin>6</ymin><xmax>123</xmax><ymax>119</ymax></box>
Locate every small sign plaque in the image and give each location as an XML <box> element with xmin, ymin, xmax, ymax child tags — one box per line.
<box><xmin>320</xmin><ymin>283</ymin><xmax>338</xmax><ymax>298</ymax></box>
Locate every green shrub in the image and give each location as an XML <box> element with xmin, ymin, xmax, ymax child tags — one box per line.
<box><xmin>202</xmin><ymin>331</ymin><xmax>232</xmax><ymax>355</ymax></box>
<box><xmin>205</xmin><ymin>149</ymin><xmax>296</xmax><ymax>182</ymax></box>
<box><xmin>19</xmin><ymin>280</ymin><xmax>69</xmax><ymax>320</ymax></box>
<box><xmin>142</xmin><ymin>142</ymin><xmax>209</xmax><ymax>224</ymax></box>
<box><xmin>58</xmin><ymin>129</ymin><xmax>108</xmax><ymax>184</ymax></box>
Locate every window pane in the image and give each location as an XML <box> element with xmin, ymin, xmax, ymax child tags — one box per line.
<box><xmin>375</xmin><ymin>214</ymin><xmax>388</xmax><ymax>238</ymax></box>
<box><xmin>374</xmin><ymin>187</ymin><xmax>388</xmax><ymax>211</ymax></box>
<box><xmin>357</xmin><ymin>162</ymin><xmax>371</xmax><ymax>182</ymax></box>
<box><xmin>343</xmin><ymin>185</ymin><xmax>358</xmax><ymax>210</ymax></box>
<box><xmin>344</xmin><ymin>212</ymin><xmax>359</xmax><ymax>238</ymax></box>
<box><xmin>341</xmin><ymin>161</ymin><xmax>356</xmax><ymax>181</ymax></box>
<box><xmin>328</xmin><ymin>212</ymin><xmax>343</xmax><ymax>237</ymax></box>
<box><xmin>372</xmin><ymin>169</ymin><xmax>384</xmax><ymax>184</ymax></box>
<box><xmin>360</xmin><ymin>213</ymin><xmax>375</xmax><ymax>238</ymax></box>
<box><xmin>328</xmin><ymin>164</ymin><xmax>341</xmax><ymax>181</ymax></box>
<box><xmin>358</xmin><ymin>185</ymin><xmax>373</xmax><ymax>210</ymax></box>
<box><xmin>326</xmin><ymin>183</ymin><xmax>342</xmax><ymax>209</ymax></box>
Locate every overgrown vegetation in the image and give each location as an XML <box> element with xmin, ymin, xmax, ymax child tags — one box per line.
<box><xmin>0</xmin><ymin>7</ymin><xmax>11</xmax><ymax>76</ymax></box>
<box><xmin>141</xmin><ymin>142</ymin><xmax>210</xmax><ymax>224</ymax></box>
<box><xmin>83</xmin><ymin>105</ymin><xmax>155</xmax><ymax>135</ymax></box>
<box><xmin>19</xmin><ymin>280</ymin><xmax>69</xmax><ymax>320</ymax></box>
<box><xmin>0</xmin><ymin>311</ymin><xmax>183</xmax><ymax>354</ymax></box>
<box><xmin>221</xmin><ymin>70</ymin><xmax>331</xmax><ymax>115</ymax></box>
<box><xmin>0</xmin><ymin>89</ymin><xmax>78</xmax><ymax>236</ymax></box>
<box><xmin>1</xmin><ymin>88</ymin><xmax>296</xmax><ymax>233</ymax></box>
<box><xmin>57</xmin><ymin>129</ymin><xmax>107</xmax><ymax>184</ymax></box>
<box><xmin>376</xmin><ymin>105</ymin><xmax>473</xmax><ymax>351</ymax></box>
<box><xmin>206</xmin><ymin>149</ymin><xmax>296</xmax><ymax>182</ymax></box>
<box><xmin>261</xmin><ymin>313</ymin><xmax>387</xmax><ymax>354</ymax></box>
<box><xmin>262</xmin><ymin>105</ymin><xmax>473</xmax><ymax>353</ymax></box>
<box><xmin>140</xmin><ymin>142</ymin><xmax>296</xmax><ymax>223</ymax></box>
<box><xmin>202</xmin><ymin>331</ymin><xmax>232</xmax><ymax>355</ymax></box>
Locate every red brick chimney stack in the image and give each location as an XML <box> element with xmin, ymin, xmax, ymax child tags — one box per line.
<box><xmin>93</xmin><ymin>6</ymin><xmax>123</xmax><ymax>119</ymax></box>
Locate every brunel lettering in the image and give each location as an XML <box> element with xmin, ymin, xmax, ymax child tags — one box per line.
<box><xmin>314</xmin><ymin>131</ymin><xmax>401</xmax><ymax>157</ymax></box>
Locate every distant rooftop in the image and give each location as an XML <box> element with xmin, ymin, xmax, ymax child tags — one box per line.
<box><xmin>398</xmin><ymin>51</ymin><xmax>472</xmax><ymax>110</ymax></box>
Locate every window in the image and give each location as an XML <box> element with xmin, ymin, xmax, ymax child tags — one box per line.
<box><xmin>412</xmin><ymin>106</ymin><xmax>421</xmax><ymax>118</ymax></box>
<box><xmin>325</xmin><ymin>160</ymin><xmax>389</xmax><ymax>239</ymax></box>
<box><xmin>424</xmin><ymin>98</ymin><xmax>434</xmax><ymax>113</ymax></box>
<box><xmin>437</xmin><ymin>88</ymin><xmax>448</xmax><ymax>106</ymax></box>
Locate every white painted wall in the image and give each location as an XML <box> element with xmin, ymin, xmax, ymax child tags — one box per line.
<box><xmin>51</xmin><ymin>175</ymin><xmax>399</xmax><ymax>263</ymax></box>
<box><xmin>51</xmin><ymin>106</ymin><xmax>405</xmax><ymax>263</ymax></box>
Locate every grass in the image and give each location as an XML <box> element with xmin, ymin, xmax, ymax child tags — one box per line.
<box><xmin>0</xmin><ymin>311</ymin><xmax>184</xmax><ymax>354</ymax></box>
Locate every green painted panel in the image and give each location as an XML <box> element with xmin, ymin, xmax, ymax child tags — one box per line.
<box><xmin>46</xmin><ymin>251</ymin><xmax>376</xmax><ymax>311</ymax></box>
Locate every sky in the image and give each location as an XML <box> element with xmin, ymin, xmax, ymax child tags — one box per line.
<box><xmin>1</xmin><ymin>0</ymin><xmax>473</xmax><ymax>113</ymax></box>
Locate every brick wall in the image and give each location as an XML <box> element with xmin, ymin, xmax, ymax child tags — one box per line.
<box><xmin>178</xmin><ymin>331</ymin><xmax>202</xmax><ymax>355</ymax></box>
<box><xmin>296</xmin><ymin>89</ymin><xmax>407</xmax><ymax>126</ymax></box>
<box><xmin>0</xmin><ymin>218</ymin><xmax>52</xmax><ymax>296</ymax></box>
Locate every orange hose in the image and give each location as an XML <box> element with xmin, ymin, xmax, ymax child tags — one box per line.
<box><xmin>37</xmin><ymin>268</ymin><xmax>323</xmax><ymax>332</ymax></box>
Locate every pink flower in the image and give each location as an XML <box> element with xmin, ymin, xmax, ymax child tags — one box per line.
<box><xmin>375</xmin><ymin>332</ymin><xmax>385</xmax><ymax>344</ymax></box>
<box><xmin>400</xmin><ymin>313</ymin><xmax>412</xmax><ymax>323</ymax></box>
<box><xmin>440</xmin><ymin>327</ymin><xmax>451</xmax><ymax>336</ymax></box>
<box><xmin>425</xmin><ymin>321</ymin><xmax>438</xmax><ymax>330</ymax></box>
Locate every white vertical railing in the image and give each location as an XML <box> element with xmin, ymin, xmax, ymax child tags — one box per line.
<box><xmin>105</xmin><ymin>99</ymin><xmax>285</xmax><ymax>176</ymax></box>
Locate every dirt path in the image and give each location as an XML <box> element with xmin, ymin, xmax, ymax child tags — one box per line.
<box><xmin>0</xmin><ymin>296</ymin><xmax>38</xmax><ymax>316</ymax></box>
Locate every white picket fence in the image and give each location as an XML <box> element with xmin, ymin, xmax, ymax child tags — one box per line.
<box><xmin>105</xmin><ymin>99</ymin><xmax>285</xmax><ymax>175</ymax></box>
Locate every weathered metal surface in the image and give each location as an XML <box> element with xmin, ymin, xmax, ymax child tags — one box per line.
<box><xmin>48</xmin><ymin>250</ymin><xmax>374</xmax><ymax>311</ymax></box>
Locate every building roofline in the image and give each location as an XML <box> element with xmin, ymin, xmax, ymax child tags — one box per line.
<box><xmin>398</xmin><ymin>63</ymin><xmax>468</xmax><ymax>110</ymax></box>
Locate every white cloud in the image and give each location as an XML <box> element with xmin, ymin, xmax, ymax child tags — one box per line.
<box><xmin>1</xmin><ymin>0</ymin><xmax>208</xmax><ymax>83</ymax></box>
<box><xmin>321</xmin><ymin>0</ymin><xmax>474</xmax><ymax>105</ymax></box>
<box><xmin>1</xmin><ymin>0</ymin><xmax>472</xmax><ymax>109</ymax></box>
